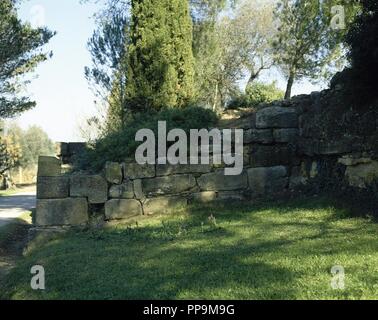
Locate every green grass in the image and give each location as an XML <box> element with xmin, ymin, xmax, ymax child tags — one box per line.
<box><xmin>1</xmin><ymin>197</ymin><xmax>378</xmax><ymax>300</ymax></box>
<box><xmin>0</xmin><ymin>188</ymin><xmax>18</xmax><ymax>197</ymax></box>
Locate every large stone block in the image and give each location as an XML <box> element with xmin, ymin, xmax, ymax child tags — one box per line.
<box><xmin>37</xmin><ymin>176</ymin><xmax>69</xmax><ymax>199</ymax></box>
<box><xmin>197</xmin><ymin>170</ymin><xmax>248</xmax><ymax>191</ymax></box>
<box><xmin>70</xmin><ymin>175</ymin><xmax>108</xmax><ymax>204</ymax></box>
<box><xmin>109</xmin><ymin>180</ymin><xmax>134</xmax><ymax>199</ymax></box>
<box><xmin>133</xmin><ymin>179</ymin><xmax>145</xmax><ymax>200</ymax></box>
<box><xmin>156</xmin><ymin>163</ymin><xmax>211</xmax><ymax>176</ymax></box>
<box><xmin>244</xmin><ymin>129</ymin><xmax>273</xmax><ymax>144</ymax></box>
<box><xmin>248</xmin><ymin>166</ymin><xmax>288</xmax><ymax>196</ymax></box>
<box><xmin>143</xmin><ymin>196</ymin><xmax>187</xmax><ymax>215</ymax></box>
<box><xmin>105</xmin><ymin>199</ymin><xmax>143</xmax><ymax>220</ymax></box>
<box><xmin>256</xmin><ymin>107</ymin><xmax>298</xmax><ymax>129</ymax></box>
<box><xmin>124</xmin><ymin>163</ymin><xmax>155</xmax><ymax>179</ymax></box>
<box><xmin>142</xmin><ymin>174</ymin><xmax>196</xmax><ymax>196</ymax></box>
<box><xmin>37</xmin><ymin>156</ymin><xmax>62</xmax><ymax>177</ymax></box>
<box><xmin>191</xmin><ymin>191</ymin><xmax>217</xmax><ymax>203</ymax></box>
<box><xmin>273</xmin><ymin>128</ymin><xmax>299</xmax><ymax>143</ymax></box>
<box><xmin>250</xmin><ymin>145</ymin><xmax>297</xmax><ymax>167</ymax></box>
<box><xmin>105</xmin><ymin>162</ymin><xmax>123</xmax><ymax>184</ymax></box>
<box><xmin>36</xmin><ymin>198</ymin><xmax>88</xmax><ymax>226</ymax></box>
<box><xmin>345</xmin><ymin>161</ymin><xmax>378</xmax><ymax>188</ymax></box>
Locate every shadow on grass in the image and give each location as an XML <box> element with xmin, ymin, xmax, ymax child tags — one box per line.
<box><xmin>1</xmin><ymin>196</ymin><xmax>378</xmax><ymax>300</ymax></box>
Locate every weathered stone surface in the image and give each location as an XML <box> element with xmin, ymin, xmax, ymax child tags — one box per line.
<box><xmin>109</xmin><ymin>180</ymin><xmax>134</xmax><ymax>199</ymax></box>
<box><xmin>318</xmin><ymin>140</ymin><xmax>353</xmax><ymax>155</ymax></box>
<box><xmin>37</xmin><ymin>156</ymin><xmax>62</xmax><ymax>177</ymax></box>
<box><xmin>124</xmin><ymin>163</ymin><xmax>155</xmax><ymax>179</ymax></box>
<box><xmin>244</xmin><ymin>129</ymin><xmax>273</xmax><ymax>144</ymax></box>
<box><xmin>197</xmin><ymin>170</ymin><xmax>248</xmax><ymax>191</ymax></box>
<box><xmin>345</xmin><ymin>161</ymin><xmax>378</xmax><ymax>188</ymax></box>
<box><xmin>248</xmin><ymin>166</ymin><xmax>288</xmax><ymax>196</ymax></box>
<box><xmin>338</xmin><ymin>155</ymin><xmax>372</xmax><ymax>166</ymax></box>
<box><xmin>217</xmin><ymin>191</ymin><xmax>246</xmax><ymax>201</ymax></box>
<box><xmin>250</xmin><ymin>145</ymin><xmax>297</xmax><ymax>167</ymax></box>
<box><xmin>273</xmin><ymin>129</ymin><xmax>299</xmax><ymax>143</ymax></box>
<box><xmin>143</xmin><ymin>196</ymin><xmax>187</xmax><ymax>215</ymax></box>
<box><xmin>142</xmin><ymin>174</ymin><xmax>196</xmax><ymax>196</ymax></box>
<box><xmin>133</xmin><ymin>179</ymin><xmax>145</xmax><ymax>200</ymax></box>
<box><xmin>70</xmin><ymin>175</ymin><xmax>108</xmax><ymax>204</ymax></box>
<box><xmin>289</xmin><ymin>166</ymin><xmax>308</xmax><ymax>189</ymax></box>
<box><xmin>105</xmin><ymin>162</ymin><xmax>123</xmax><ymax>184</ymax></box>
<box><xmin>37</xmin><ymin>176</ymin><xmax>69</xmax><ymax>199</ymax></box>
<box><xmin>156</xmin><ymin>163</ymin><xmax>211</xmax><ymax>176</ymax></box>
<box><xmin>191</xmin><ymin>191</ymin><xmax>217</xmax><ymax>203</ymax></box>
<box><xmin>55</xmin><ymin>142</ymin><xmax>68</xmax><ymax>156</ymax></box>
<box><xmin>36</xmin><ymin>198</ymin><xmax>88</xmax><ymax>226</ymax></box>
<box><xmin>105</xmin><ymin>199</ymin><xmax>143</xmax><ymax>220</ymax></box>
<box><xmin>256</xmin><ymin>107</ymin><xmax>298</xmax><ymax>129</ymax></box>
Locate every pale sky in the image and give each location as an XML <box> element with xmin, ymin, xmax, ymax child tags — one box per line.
<box><xmin>14</xmin><ymin>0</ymin><xmax>322</xmax><ymax>143</ymax></box>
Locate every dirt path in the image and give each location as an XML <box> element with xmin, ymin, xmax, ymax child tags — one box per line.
<box><xmin>0</xmin><ymin>186</ymin><xmax>36</xmax><ymax>228</ymax></box>
<box><xmin>0</xmin><ymin>186</ymin><xmax>36</xmax><ymax>288</ymax></box>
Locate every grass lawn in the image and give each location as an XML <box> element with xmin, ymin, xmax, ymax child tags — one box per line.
<box><xmin>1</xmin><ymin>196</ymin><xmax>378</xmax><ymax>300</ymax></box>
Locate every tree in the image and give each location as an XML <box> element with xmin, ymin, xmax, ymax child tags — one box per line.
<box><xmin>345</xmin><ymin>0</ymin><xmax>378</xmax><ymax>105</ymax></box>
<box><xmin>0</xmin><ymin>0</ymin><xmax>54</xmax><ymax>118</ymax></box>
<box><xmin>273</xmin><ymin>0</ymin><xmax>358</xmax><ymax>99</ymax></box>
<box><xmin>125</xmin><ymin>0</ymin><xmax>195</xmax><ymax>111</ymax></box>
<box><xmin>194</xmin><ymin>0</ymin><xmax>275</xmax><ymax>110</ymax></box>
<box><xmin>84</xmin><ymin>13</ymin><xmax>129</xmax><ymax>132</ymax></box>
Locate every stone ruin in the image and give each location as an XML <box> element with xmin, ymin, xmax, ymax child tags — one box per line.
<box><xmin>32</xmin><ymin>89</ymin><xmax>378</xmax><ymax>236</ymax></box>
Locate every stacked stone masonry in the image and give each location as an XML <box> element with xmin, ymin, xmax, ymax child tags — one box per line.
<box><xmin>36</xmin><ymin>90</ymin><xmax>378</xmax><ymax>227</ymax></box>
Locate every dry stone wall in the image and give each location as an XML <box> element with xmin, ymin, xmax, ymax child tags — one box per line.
<box><xmin>34</xmin><ymin>89</ymin><xmax>378</xmax><ymax>229</ymax></box>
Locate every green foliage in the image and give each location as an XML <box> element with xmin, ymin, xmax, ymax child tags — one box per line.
<box><xmin>228</xmin><ymin>82</ymin><xmax>284</xmax><ymax>109</ymax></box>
<box><xmin>6</xmin><ymin>124</ymin><xmax>55</xmax><ymax>169</ymax></box>
<box><xmin>76</xmin><ymin>106</ymin><xmax>218</xmax><ymax>172</ymax></box>
<box><xmin>0</xmin><ymin>135</ymin><xmax>21</xmax><ymax>175</ymax></box>
<box><xmin>272</xmin><ymin>0</ymin><xmax>358</xmax><ymax>99</ymax></box>
<box><xmin>0</xmin><ymin>0</ymin><xmax>54</xmax><ymax>118</ymax></box>
<box><xmin>125</xmin><ymin>0</ymin><xmax>195</xmax><ymax>111</ymax></box>
<box><xmin>344</xmin><ymin>0</ymin><xmax>378</xmax><ymax>106</ymax></box>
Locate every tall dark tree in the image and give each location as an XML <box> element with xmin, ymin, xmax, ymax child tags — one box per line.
<box><xmin>125</xmin><ymin>0</ymin><xmax>195</xmax><ymax>111</ymax></box>
<box><xmin>0</xmin><ymin>0</ymin><xmax>54</xmax><ymax>118</ymax></box>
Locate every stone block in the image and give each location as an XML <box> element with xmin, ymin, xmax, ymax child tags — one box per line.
<box><xmin>247</xmin><ymin>166</ymin><xmax>288</xmax><ymax>196</ymax></box>
<box><xmin>217</xmin><ymin>191</ymin><xmax>246</xmax><ymax>201</ymax></box>
<box><xmin>124</xmin><ymin>163</ymin><xmax>155</xmax><ymax>179</ymax></box>
<box><xmin>156</xmin><ymin>163</ymin><xmax>211</xmax><ymax>176</ymax></box>
<box><xmin>244</xmin><ymin>129</ymin><xmax>273</xmax><ymax>144</ymax></box>
<box><xmin>37</xmin><ymin>176</ymin><xmax>69</xmax><ymax>199</ymax></box>
<box><xmin>250</xmin><ymin>145</ymin><xmax>297</xmax><ymax>167</ymax></box>
<box><xmin>345</xmin><ymin>161</ymin><xmax>378</xmax><ymax>188</ymax></box>
<box><xmin>70</xmin><ymin>175</ymin><xmax>108</xmax><ymax>204</ymax></box>
<box><xmin>37</xmin><ymin>156</ymin><xmax>62</xmax><ymax>177</ymax></box>
<box><xmin>105</xmin><ymin>199</ymin><xmax>143</xmax><ymax>220</ymax></box>
<box><xmin>197</xmin><ymin>170</ymin><xmax>248</xmax><ymax>191</ymax></box>
<box><xmin>36</xmin><ymin>198</ymin><xmax>88</xmax><ymax>226</ymax></box>
<box><xmin>109</xmin><ymin>180</ymin><xmax>134</xmax><ymax>199</ymax></box>
<box><xmin>273</xmin><ymin>128</ymin><xmax>299</xmax><ymax>143</ymax></box>
<box><xmin>191</xmin><ymin>191</ymin><xmax>217</xmax><ymax>203</ymax></box>
<box><xmin>105</xmin><ymin>162</ymin><xmax>123</xmax><ymax>184</ymax></box>
<box><xmin>142</xmin><ymin>174</ymin><xmax>196</xmax><ymax>196</ymax></box>
<box><xmin>143</xmin><ymin>196</ymin><xmax>187</xmax><ymax>215</ymax></box>
<box><xmin>256</xmin><ymin>107</ymin><xmax>298</xmax><ymax>129</ymax></box>
<box><xmin>133</xmin><ymin>179</ymin><xmax>145</xmax><ymax>200</ymax></box>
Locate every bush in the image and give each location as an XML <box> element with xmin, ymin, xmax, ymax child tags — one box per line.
<box><xmin>75</xmin><ymin>106</ymin><xmax>218</xmax><ymax>172</ymax></box>
<box><xmin>227</xmin><ymin>82</ymin><xmax>284</xmax><ymax>110</ymax></box>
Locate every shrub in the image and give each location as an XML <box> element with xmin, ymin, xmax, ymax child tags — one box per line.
<box><xmin>245</xmin><ymin>82</ymin><xmax>284</xmax><ymax>106</ymax></box>
<box><xmin>227</xmin><ymin>82</ymin><xmax>284</xmax><ymax>110</ymax></box>
<box><xmin>75</xmin><ymin>106</ymin><xmax>218</xmax><ymax>172</ymax></box>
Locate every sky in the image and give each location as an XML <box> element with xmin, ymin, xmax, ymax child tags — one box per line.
<box><xmin>14</xmin><ymin>0</ymin><xmax>322</xmax><ymax>143</ymax></box>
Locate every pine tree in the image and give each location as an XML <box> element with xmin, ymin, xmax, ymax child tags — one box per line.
<box><xmin>126</xmin><ymin>0</ymin><xmax>195</xmax><ymax>111</ymax></box>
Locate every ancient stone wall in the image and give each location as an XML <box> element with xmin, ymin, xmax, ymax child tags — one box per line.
<box><xmin>34</xmin><ymin>89</ymin><xmax>378</xmax><ymax>229</ymax></box>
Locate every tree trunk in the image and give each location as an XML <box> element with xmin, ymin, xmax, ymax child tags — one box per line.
<box><xmin>285</xmin><ymin>71</ymin><xmax>295</xmax><ymax>100</ymax></box>
<box><xmin>212</xmin><ymin>82</ymin><xmax>218</xmax><ymax>112</ymax></box>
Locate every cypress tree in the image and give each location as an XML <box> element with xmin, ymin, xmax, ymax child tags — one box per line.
<box><xmin>126</xmin><ymin>0</ymin><xmax>195</xmax><ymax>111</ymax></box>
